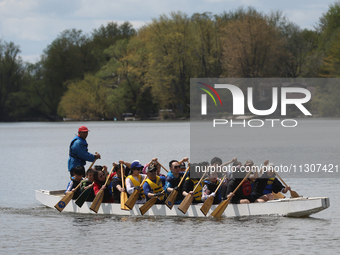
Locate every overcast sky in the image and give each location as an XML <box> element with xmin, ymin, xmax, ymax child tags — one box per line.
<box><xmin>0</xmin><ymin>0</ymin><xmax>337</xmax><ymax>63</ymax></box>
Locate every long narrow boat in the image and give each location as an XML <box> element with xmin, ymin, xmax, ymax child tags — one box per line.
<box><xmin>35</xmin><ymin>189</ymin><xmax>330</xmax><ymax>218</ymax></box>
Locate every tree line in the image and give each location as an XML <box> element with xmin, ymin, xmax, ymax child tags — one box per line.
<box><xmin>2</xmin><ymin>4</ymin><xmax>340</xmax><ymax>121</ymax></box>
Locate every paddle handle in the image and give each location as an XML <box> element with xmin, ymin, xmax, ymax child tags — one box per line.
<box><xmin>88</xmin><ymin>152</ymin><xmax>98</xmax><ymax>170</ymax></box>
<box><xmin>177</xmin><ymin>163</ymin><xmax>190</xmax><ymax>188</ymax></box>
<box><xmin>73</xmin><ymin>179</ymin><xmax>85</xmax><ymax>191</ymax></box>
<box><xmin>231</xmin><ymin>170</ymin><xmax>253</xmax><ymax>195</ymax></box>
<box><xmin>157</xmin><ymin>161</ymin><xmax>169</xmax><ymax>173</ymax></box>
<box><xmin>192</xmin><ymin>171</ymin><xmax>207</xmax><ymax>193</ymax></box>
<box><xmin>120</xmin><ymin>164</ymin><xmax>125</xmax><ymax>189</ymax></box>
<box><xmin>216</xmin><ymin>171</ymin><xmax>253</xmax><ymax>207</ymax></box>
<box><xmin>214</xmin><ymin>174</ymin><xmax>227</xmax><ymax>193</ymax></box>
<box><xmin>103</xmin><ymin>165</ymin><xmax>115</xmax><ymax>187</ymax></box>
<box><xmin>140</xmin><ymin>175</ymin><xmax>148</xmax><ymax>187</ymax></box>
<box><xmin>274</xmin><ymin>171</ymin><xmax>288</xmax><ymax>187</ymax></box>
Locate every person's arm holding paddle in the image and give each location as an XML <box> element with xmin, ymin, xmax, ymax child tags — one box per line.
<box><xmin>166</xmin><ymin>157</ymin><xmax>189</xmax><ymax>193</ymax></box>
<box><xmin>182</xmin><ymin>180</ymin><xmax>194</xmax><ymax>197</ymax></box>
<box><xmin>165</xmin><ymin>159</ymin><xmax>190</xmax><ymax>209</ymax></box>
<box><xmin>111</xmin><ymin>162</ymin><xmax>125</xmax><ymax>193</ymax></box>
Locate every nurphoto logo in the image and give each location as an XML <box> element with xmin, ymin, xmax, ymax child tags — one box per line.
<box><xmin>197</xmin><ymin>82</ymin><xmax>312</xmax><ymax>128</ymax></box>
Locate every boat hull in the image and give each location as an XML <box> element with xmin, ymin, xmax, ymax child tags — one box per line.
<box><xmin>35</xmin><ymin>189</ymin><xmax>330</xmax><ymax>217</ymax></box>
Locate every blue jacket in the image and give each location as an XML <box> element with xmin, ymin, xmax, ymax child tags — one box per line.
<box><xmin>68</xmin><ymin>136</ymin><xmax>95</xmax><ymax>171</ymax></box>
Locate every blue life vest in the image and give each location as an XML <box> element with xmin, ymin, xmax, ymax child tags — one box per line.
<box><xmin>263</xmin><ymin>177</ymin><xmax>276</xmax><ymax>194</ymax></box>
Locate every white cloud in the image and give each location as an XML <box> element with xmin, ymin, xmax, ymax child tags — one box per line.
<box><xmin>285</xmin><ymin>9</ymin><xmax>322</xmax><ymax>29</ymax></box>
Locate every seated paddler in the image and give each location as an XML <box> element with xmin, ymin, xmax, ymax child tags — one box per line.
<box><xmin>202</xmin><ymin>170</ymin><xmax>222</xmax><ymax>204</ymax></box>
<box><xmin>182</xmin><ymin>164</ymin><xmax>204</xmax><ymax>203</ymax></box>
<box><xmin>125</xmin><ymin>160</ymin><xmax>147</xmax><ymax>204</ymax></box>
<box><xmin>164</xmin><ymin>157</ymin><xmax>189</xmax><ymax>204</ymax></box>
<box><xmin>109</xmin><ymin>162</ymin><xmax>127</xmax><ymax>203</ymax></box>
<box><xmin>65</xmin><ymin>166</ymin><xmax>84</xmax><ymax>199</ymax></box>
<box><xmin>252</xmin><ymin>161</ymin><xmax>291</xmax><ymax>202</ymax></box>
<box><xmin>143</xmin><ymin>163</ymin><xmax>166</xmax><ymax>204</ymax></box>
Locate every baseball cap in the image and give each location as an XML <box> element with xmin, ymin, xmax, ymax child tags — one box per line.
<box><xmin>147</xmin><ymin>163</ymin><xmax>158</xmax><ymax>173</ymax></box>
<box><xmin>78</xmin><ymin>126</ymin><xmax>89</xmax><ymax>132</ymax></box>
<box><xmin>131</xmin><ymin>160</ymin><xmax>143</xmax><ymax>169</ymax></box>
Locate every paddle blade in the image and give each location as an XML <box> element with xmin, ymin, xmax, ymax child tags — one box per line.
<box><xmin>120</xmin><ymin>192</ymin><xmax>129</xmax><ymax>210</ymax></box>
<box><xmin>125</xmin><ymin>190</ymin><xmax>140</xmax><ymax>210</ymax></box>
<box><xmin>290</xmin><ymin>190</ymin><xmax>300</xmax><ymax>198</ymax></box>
<box><xmin>75</xmin><ymin>188</ymin><xmax>91</xmax><ymax>208</ymax></box>
<box><xmin>178</xmin><ymin>195</ymin><xmax>194</xmax><ymax>214</ymax></box>
<box><xmin>165</xmin><ymin>190</ymin><xmax>178</xmax><ymax>210</ymax></box>
<box><xmin>90</xmin><ymin>190</ymin><xmax>104</xmax><ymax>213</ymax></box>
<box><xmin>210</xmin><ymin>199</ymin><xmax>229</xmax><ymax>218</ymax></box>
<box><xmin>54</xmin><ymin>192</ymin><xmax>74</xmax><ymax>212</ymax></box>
<box><xmin>200</xmin><ymin>196</ymin><xmax>214</xmax><ymax>216</ymax></box>
<box><xmin>140</xmin><ymin>197</ymin><xmax>158</xmax><ymax>215</ymax></box>
<box><xmin>272</xmin><ymin>192</ymin><xmax>285</xmax><ymax>200</ymax></box>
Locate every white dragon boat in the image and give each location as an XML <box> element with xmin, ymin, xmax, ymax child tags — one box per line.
<box><xmin>35</xmin><ymin>189</ymin><xmax>330</xmax><ymax>217</ymax></box>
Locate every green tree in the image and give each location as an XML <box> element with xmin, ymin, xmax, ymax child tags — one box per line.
<box><xmin>98</xmin><ymin>37</ymin><xmax>153</xmax><ymax>118</ymax></box>
<box><xmin>91</xmin><ymin>21</ymin><xmax>136</xmax><ymax>68</ymax></box>
<box><xmin>317</xmin><ymin>1</ymin><xmax>340</xmax><ymax>50</ymax></box>
<box><xmin>190</xmin><ymin>12</ymin><xmax>224</xmax><ymax>77</ymax></box>
<box><xmin>221</xmin><ymin>12</ymin><xmax>285</xmax><ymax>77</ymax></box>
<box><xmin>144</xmin><ymin>12</ymin><xmax>194</xmax><ymax>115</ymax></box>
<box><xmin>278</xmin><ymin>25</ymin><xmax>322</xmax><ymax>77</ymax></box>
<box><xmin>34</xmin><ymin>29</ymin><xmax>97</xmax><ymax>120</ymax></box>
<box><xmin>0</xmin><ymin>41</ymin><xmax>26</xmax><ymax>121</ymax></box>
<box><xmin>58</xmin><ymin>74</ymin><xmax>111</xmax><ymax>120</ymax></box>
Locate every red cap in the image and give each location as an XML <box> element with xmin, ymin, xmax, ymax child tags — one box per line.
<box><xmin>78</xmin><ymin>126</ymin><xmax>89</xmax><ymax>132</ymax></box>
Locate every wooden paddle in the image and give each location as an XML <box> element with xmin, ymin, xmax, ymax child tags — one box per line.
<box><xmin>120</xmin><ymin>164</ymin><xmax>129</xmax><ymax>210</ymax></box>
<box><xmin>165</xmin><ymin>162</ymin><xmax>190</xmax><ymax>210</ymax></box>
<box><xmin>56</xmin><ymin>157</ymin><xmax>98</xmax><ymax>212</ymax></box>
<box><xmin>55</xmin><ymin>179</ymin><xmax>85</xmax><ymax>212</ymax></box>
<box><xmin>125</xmin><ymin>159</ymin><xmax>155</xmax><ymax>209</ymax></box>
<box><xmin>272</xmin><ymin>192</ymin><xmax>285</xmax><ymax>199</ymax></box>
<box><xmin>125</xmin><ymin>175</ymin><xmax>147</xmax><ymax>210</ymax></box>
<box><xmin>178</xmin><ymin>171</ymin><xmax>207</xmax><ymax>214</ymax></box>
<box><xmin>156</xmin><ymin>161</ymin><xmax>169</xmax><ymax>173</ymax></box>
<box><xmin>75</xmin><ymin>182</ymin><xmax>93</xmax><ymax>207</ymax></box>
<box><xmin>200</xmin><ymin>174</ymin><xmax>227</xmax><ymax>216</ymax></box>
<box><xmin>211</xmin><ymin>170</ymin><xmax>253</xmax><ymax>218</ymax></box>
<box><xmin>139</xmin><ymin>190</ymin><xmax>165</xmax><ymax>215</ymax></box>
<box><xmin>274</xmin><ymin>171</ymin><xmax>300</xmax><ymax>198</ymax></box>
<box><xmin>75</xmin><ymin>157</ymin><xmax>100</xmax><ymax>207</ymax></box>
<box><xmin>90</xmin><ymin>166</ymin><xmax>115</xmax><ymax>213</ymax></box>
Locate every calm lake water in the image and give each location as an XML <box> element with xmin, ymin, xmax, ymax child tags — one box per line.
<box><xmin>0</xmin><ymin>120</ymin><xmax>339</xmax><ymax>254</ymax></box>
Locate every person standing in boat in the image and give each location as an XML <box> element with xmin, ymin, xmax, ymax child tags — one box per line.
<box><xmin>143</xmin><ymin>164</ymin><xmax>166</xmax><ymax>204</ymax></box>
<box><xmin>126</xmin><ymin>160</ymin><xmax>147</xmax><ymax>204</ymax></box>
<box><xmin>252</xmin><ymin>162</ymin><xmax>291</xmax><ymax>202</ymax></box>
<box><xmin>65</xmin><ymin>166</ymin><xmax>84</xmax><ymax>199</ymax></box>
<box><xmin>68</xmin><ymin>125</ymin><xmax>101</xmax><ymax>177</ymax></box>
<box><xmin>164</xmin><ymin>157</ymin><xmax>189</xmax><ymax>204</ymax></box>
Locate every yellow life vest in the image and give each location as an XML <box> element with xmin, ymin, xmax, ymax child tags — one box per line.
<box><xmin>186</xmin><ymin>177</ymin><xmax>203</xmax><ymax>202</ymax></box>
<box><xmin>145</xmin><ymin>176</ymin><xmax>164</xmax><ymax>200</ymax></box>
<box><xmin>127</xmin><ymin>175</ymin><xmax>145</xmax><ymax>198</ymax></box>
<box><xmin>264</xmin><ymin>177</ymin><xmax>276</xmax><ymax>194</ymax></box>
